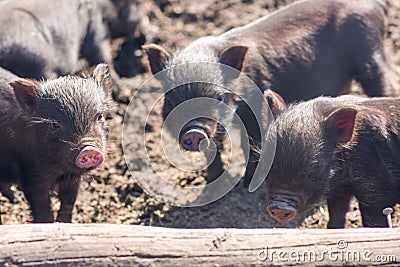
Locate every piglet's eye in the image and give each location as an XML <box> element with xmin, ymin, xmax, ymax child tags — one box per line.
<box><xmin>218</xmin><ymin>95</ymin><xmax>225</xmax><ymax>102</ymax></box>
<box><xmin>96</xmin><ymin>113</ymin><xmax>104</xmax><ymax>122</ymax></box>
<box><xmin>52</xmin><ymin>122</ymin><xmax>61</xmax><ymax>129</ymax></box>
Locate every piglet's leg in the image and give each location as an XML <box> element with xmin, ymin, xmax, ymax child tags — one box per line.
<box><xmin>236</xmin><ymin>104</ymin><xmax>262</xmax><ymax>189</ymax></box>
<box><xmin>358</xmin><ymin>202</ymin><xmax>392</xmax><ymax>227</ymax></box>
<box><xmin>243</xmin><ymin>156</ymin><xmax>258</xmax><ymax>188</ymax></box>
<box><xmin>56</xmin><ymin>175</ymin><xmax>81</xmax><ymax>223</ymax></box>
<box><xmin>22</xmin><ymin>181</ymin><xmax>53</xmax><ymax>223</ymax></box>
<box><xmin>327</xmin><ymin>192</ymin><xmax>351</xmax><ymax>229</ymax></box>
<box><xmin>356</xmin><ymin>52</ymin><xmax>396</xmax><ymax>97</ymax></box>
<box><xmin>241</xmin><ymin>130</ymin><xmax>260</xmax><ymax>188</ymax></box>
<box><xmin>205</xmin><ymin>148</ymin><xmax>224</xmax><ymax>184</ymax></box>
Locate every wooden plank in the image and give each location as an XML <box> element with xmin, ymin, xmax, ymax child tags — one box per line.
<box><xmin>0</xmin><ymin>224</ymin><xmax>399</xmax><ymax>266</ymax></box>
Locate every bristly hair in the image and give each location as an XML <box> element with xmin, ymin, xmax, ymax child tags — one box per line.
<box><xmin>165</xmin><ymin>42</ymin><xmax>227</xmax><ymax>95</ymax></box>
<box><xmin>264</xmin><ymin>99</ymin><xmax>326</xmax><ymax>181</ymax></box>
<box><xmin>37</xmin><ymin>75</ymin><xmax>108</xmax><ymax>135</ymax></box>
<box><xmin>25</xmin><ymin>117</ymin><xmax>58</xmax><ymax>127</ymax></box>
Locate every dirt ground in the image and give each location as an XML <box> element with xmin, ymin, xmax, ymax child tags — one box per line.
<box><xmin>1</xmin><ymin>0</ymin><xmax>400</xmax><ymax>229</ymax></box>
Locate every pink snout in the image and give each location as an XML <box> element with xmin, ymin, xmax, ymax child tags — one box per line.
<box><xmin>267</xmin><ymin>201</ymin><xmax>297</xmax><ymax>221</ymax></box>
<box><xmin>76</xmin><ymin>146</ymin><xmax>104</xmax><ymax>168</ymax></box>
<box><xmin>180</xmin><ymin>128</ymin><xmax>210</xmax><ymax>151</ymax></box>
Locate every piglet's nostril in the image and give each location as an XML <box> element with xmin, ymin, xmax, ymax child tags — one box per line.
<box><xmin>267</xmin><ymin>201</ymin><xmax>297</xmax><ymax>221</ymax></box>
<box><xmin>184</xmin><ymin>138</ymin><xmax>193</xmax><ymax>146</ymax></box>
<box><xmin>76</xmin><ymin>146</ymin><xmax>104</xmax><ymax>168</ymax></box>
<box><xmin>283</xmin><ymin>212</ymin><xmax>292</xmax><ymax>218</ymax></box>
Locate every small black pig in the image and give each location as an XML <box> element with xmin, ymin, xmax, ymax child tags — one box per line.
<box><xmin>0</xmin><ymin>64</ymin><xmax>110</xmax><ymax>223</ymax></box>
<box><xmin>263</xmin><ymin>91</ymin><xmax>400</xmax><ymax>228</ymax></box>
<box><xmin>0</xmin><ymin>0</ymin><xmax>135</xmax><ymax>80</ymax></box>
<box><xmin>143</xmin><ymin>0</ymin><xmax>395</xmax><ymax>185</ymax></box>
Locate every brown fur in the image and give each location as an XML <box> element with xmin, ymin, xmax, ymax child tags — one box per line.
<box><xmin>143</xmin><ymin>0</ymin><xmax>394</xmax><ymax>185</ymax></box>
<box><xmin>265</xmin><ymin>93</ymin><xmax>400</xmax><ymax>228</ymax></box>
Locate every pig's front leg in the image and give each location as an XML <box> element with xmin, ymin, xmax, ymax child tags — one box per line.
<box><xmin>204</xmin><ymin>133</ymin><xmax>225</xmax><ymax>183</ymax></box>
<box><xmin>21</xmin><ymin>176</ymin><xmax>54</xmax><ymax>223</ymax></box>
<box><xmin>56</xmin><ymin>174</ymin><xmax>81</xmax><ymax>223</ymax></box>
<box><xmin>327</xmin><ymin>191</ymin><xmax>351</xmax><ymax>229</ymax></box>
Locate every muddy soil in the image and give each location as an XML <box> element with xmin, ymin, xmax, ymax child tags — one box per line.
<box><xmin>1</xmin><ymin>0</ymin><xmax>400</xmax><ymax>229</ymax></box>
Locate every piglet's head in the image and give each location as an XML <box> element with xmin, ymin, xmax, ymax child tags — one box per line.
<box><xmin>9</xmin><ymin>64</ymin><xmax>111</xmax><ymax>173</ymax></box>
<box><xmin>143</xmin><ymin>43</ymin><xmax>249</xmax><ymax>152</ymax></box>
<box><xmin>142</xmin><ymin>43</ymin><xmax>249</xmax><ymax>77</ymax></box>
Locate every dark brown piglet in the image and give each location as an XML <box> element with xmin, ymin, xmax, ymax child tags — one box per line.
<box><xmin>143</xmin><ymin>0</ymin><xmax>394</xmax><ymax>186</ymax></box>
<box><xmin>0</xmin><ymin>0</ymin><xmax>143</xmax><ymax>81</ymax></box>
<box><xmin>263</xmin><ymin>91</ymin><xmax>400</xmax><ymax>228</ymax></box>
<box><xmin>0</xmin><ymin>64</ymin><xmax>110</xmax><ymax>223</ymax></box>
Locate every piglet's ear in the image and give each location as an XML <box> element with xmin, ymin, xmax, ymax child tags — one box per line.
<box><xmin>93</xmin><ymin>63</ymin><xmax>111</xmax><ymax>96</ymax></box>
<box><xmin>325</xmin><ymin>107</ymin><xmax>358</xmax><ymax>144</ymax></box>
<box><xmin>9</xmin><ymin>78</ymin><xmax>40</xmax><ymax>111</ymax></box>
<box><xmin>264</xmin><ymin>89</ymin><xmax>287</xmax><ymax>117</ymax></box>
<box><xmin>219</xmin><ymin>45</ymin><xmax>248</xmax><ymax>74</ymax></box>
<box><xmin>142</xmin><ymin>44</ymin><xmax>171</xmax><ymax>75</ymax></box>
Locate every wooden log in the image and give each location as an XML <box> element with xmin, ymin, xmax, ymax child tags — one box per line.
<box><xmin>0</xmin><ymin>224</ymin><xmax>399</xmax><ymax>266</ymax></box>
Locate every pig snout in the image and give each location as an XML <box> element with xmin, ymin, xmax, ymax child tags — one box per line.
<box><xmin>180</xmin><ymin>128</ymin><xmax>210</xmax><ymax>151</ymax></box>
<box><xmin>75</xmin><ymin>145</ymin><xmax>104</xmax><ymax>168</ymax></box>
<box><xmin>267</xmin><ymin>201</ymin><xmax>297</xmax><ymax>221</ymax></box>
